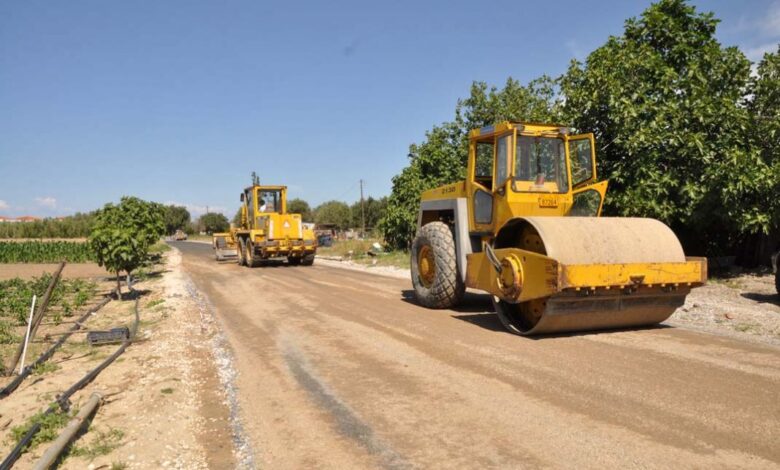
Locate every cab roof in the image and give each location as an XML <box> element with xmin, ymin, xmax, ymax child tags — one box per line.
<box><xmin>244</xmin><ymin>184</ymin><xmax>287</xmax><ymax>192</ymax></box>
<box><xmin>469</xmin><ymin>121</ymin><xmax>571</xmax><ymax>141</ymax></box>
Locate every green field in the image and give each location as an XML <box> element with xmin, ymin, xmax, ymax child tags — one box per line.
<box><xmin>0</xmin><ymin>241</ymin><xmax>95</xmax><ymax>263</ymax></box>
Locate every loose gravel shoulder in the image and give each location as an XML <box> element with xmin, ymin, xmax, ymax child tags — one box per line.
<box><xmin>0</xmin><ymin>250</ymin><xmax>236</xmax><ymax>469</ymax></box>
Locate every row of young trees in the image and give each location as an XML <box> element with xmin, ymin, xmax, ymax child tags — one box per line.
<box><xmin>230</xmin><ymin>196</ymin><xmax>389</xmax><ymax>232</ymax></box>
<box><xmin>380</xmin><ymin>0</ymin><xmax>780</xmax><ymax>264</ymax></box>
<box><xmin>0</xmin><ymin>213</ymin><xmax>96</xmax><ymax>238</ymax></box>
<box><xmin>0</xmin><ymin>205</ymin><xmax>210</xmax><ymax>238</ymax></box>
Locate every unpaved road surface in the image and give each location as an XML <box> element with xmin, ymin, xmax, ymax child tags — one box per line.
<box><xmin>172</xmin><ymin>241</ymin><xmax>780</xmax><ymax>469</ymax></box>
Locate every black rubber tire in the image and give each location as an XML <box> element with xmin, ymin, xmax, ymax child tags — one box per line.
<box><xmin>245</xmin><ymin>240</ymin><xmax>259</xmax><ymax>268</ymax></box>
<box><xmin>237</xmin><ymin>238</ymin><xmax>246</xmax><ymax>266</ymax></box>
<box><xmin>411</xmin><ymin>221</ymin><xmax>465</xmax><ymax>309</ymax></box>
<box><xmin>301</xmin><ymin>254</ymin><xmax>315</xmax><ymax>266</ymax></box>
<box><xmin>775</xmin><ymin>267</ymin><xmax>779</xmax><ymax>296</ymax></box>
<box><xmin>288</xmin><ymin>257</ymin><xmax>301</xmax><ymax>266</ymax></box>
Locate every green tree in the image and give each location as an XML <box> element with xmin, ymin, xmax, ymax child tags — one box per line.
<box><xmin>288</xmin><ymin>198</ymin><xmax>312</xmax><ymax>221</ymax></box>
<box><xmin>163</xmin><ymin>205</ymin><xmax>190</xmax><ymax>235</ymax></box>
<box><xmin>747</xmin><ymin>46</ymin><xmax>780</xmax><ymax>232</ymax></box>
<box><xmin>314</xmin><ymin>201</ymin><xmax>351</xmax><ymax>229</ymax></box>
<box><xmin>350</xmin><ymin>196</ymin><xmax>388</xmax><ymax>232</ymax></box>
<box><xmin>198</xmin><ymin>212</ymin><xmax>230</xmax><ymax>234</ymax></box>
<box><xmin>88</xmin><ymin>197</ymin><xmax>165</xmax><ymax>297</ymax></box>
<box><xmin>0</xmin><ymin>212</ymin><xmax>96</xmax><ymax>238</ymax></box>
<box><xmin>559</xmin><ymin>0</ymin><xmax>760</xmax><ymax>255</ymax></box>
<box><xmin>380</xmin><ymin>77</ymin><xmax>560</xmax><ymax>249</ymax></box>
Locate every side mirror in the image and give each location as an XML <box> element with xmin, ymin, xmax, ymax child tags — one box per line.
<box><xmin>240</xmin><ymin>193</ymin><xmax>245</xmax><ymax>202</ymax></box>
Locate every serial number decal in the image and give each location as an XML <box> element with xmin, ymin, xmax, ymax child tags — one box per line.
<box><xmin>441</xmin><ymin>186</ymin><xmax>457</xmax><ymax>194</ymax></box>
<box><xmin>538</xmin><ymin>196</ymin><xmax>558</xmax><ymax>208</ymax></box>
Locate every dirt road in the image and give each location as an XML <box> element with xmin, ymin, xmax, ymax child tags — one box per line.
<box><xmin>172</xmin><ymin>241</ymin><xmax>780</xmax><ymax>469</ymax></box>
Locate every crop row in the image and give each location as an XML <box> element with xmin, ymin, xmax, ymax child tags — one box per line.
<box><xmin>0</xmin><ymin>241</ymin><xmax>95</xmax><ymax>263</ymax></box>
<box><xmin>0</xmin><ymin>274</ymin><xmax>98</xmax><ymax>345</ymax></box>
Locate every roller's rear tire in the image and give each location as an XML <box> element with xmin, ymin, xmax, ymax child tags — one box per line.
<box><xmin>411</xmin><ymin>221</ymin><xmax>464</xmax><ymax>309</ymax></box>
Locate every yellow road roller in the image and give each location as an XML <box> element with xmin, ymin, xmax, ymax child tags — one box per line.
<box><xmin>411</xmin><ymin>122</ymin><xmax>707</xmax><ymax>335</ymax></box>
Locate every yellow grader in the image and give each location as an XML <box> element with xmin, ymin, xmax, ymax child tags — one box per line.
<box><xmin>233</xmin><ymin>182</ymin><xmax>317</xmax><ymax>267</ymax></box>
<box><xmin>411</xmin><ymin>122</ymin><xmax>707</xmax><ymax>335</ymax></box>
<box><xmin>212</xmin><ymin>231</ymin><xmax>237</xmax><ymax>261</ymax></box>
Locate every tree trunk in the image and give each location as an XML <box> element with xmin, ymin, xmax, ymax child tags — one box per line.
<box><xmin>115</xmin><ymin>272</ymin><xmax>121</xmax><ymax>299</ymax></box>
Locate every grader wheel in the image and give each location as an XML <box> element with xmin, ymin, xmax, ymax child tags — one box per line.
<box><xmin>411</xmin><ymin>221</ymin><xmax>464</xmax><ymax>309</ymax></box>
<box><xmin>301</xmin><ymin>254</ymin><xmax>315</xmax><ymax>266</ymax></box>
<box><xmin>245</xmin><ymin>240</ymin><xmax>259</xmax><ymax>268</ymax></box>
<box><xmin>237</xmin><ymin>238</ymin><xmax>246</xmax><ymax>266</ymax></box>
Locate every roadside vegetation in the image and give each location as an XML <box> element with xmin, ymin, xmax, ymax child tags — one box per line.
<box><xmin>0</xmin><ymin>213</ymin><xmax>95</xmax><ymax>239</ymax></box>
<box><xmin>317</xmin><ymin>239</ymin><xmax>409</xmax><ymax>269</ymax></box>
<box><xmin>0</xmin><ymin>241</ymin><xmax>94</xmax><ymax>263</ymax></box>
<box><xmin>379</xmin><ymin>0</ymin><xmax>780</xmax><ymax>266</ymax></box>
<box><xmin>89</xmin><ymin>197</ymin><xmax>166</xmax><ymax>297</ymax></box>
<box><xmin>0</xmin><ymin>275</ymin><xmax>97</xmax><ymax>361</ymax></box>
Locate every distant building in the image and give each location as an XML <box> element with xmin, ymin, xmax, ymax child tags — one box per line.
<box><xmin>0</xmin><ymin>215</ymin><xmax>41</xmax><ymax>223</ymax></box>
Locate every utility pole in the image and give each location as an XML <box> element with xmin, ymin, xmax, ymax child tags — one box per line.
<box><xmin>359</xmin><ymin>179</ymin><xmax>366</xmax><ymax>238</ymax></box>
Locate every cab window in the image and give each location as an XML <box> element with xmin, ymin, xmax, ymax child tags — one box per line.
<box><xmin>474</xmin><ymin>141</ymin><xmax>494</xmax><ymax>188</ymax></box>
<box><xmin>570</xmin><ymin>138</ymin><xmax>594</xmax><ymax>187</ymax></box>
<box><xmin>569</xmin><ymin>189</ymin><xmax>602</xmax><ymax>216</ymax></box>
<box><xmin>514</xmin><ymin>135</ymin><xmax>568</xmax><ymax>193</ymax></box>
<box><xmin>495</xmin><ymin>134</ymin><xmax>511</xmax><ymax>190</ymax></box>
<box><xmin>245</xmin><ymin>191</ymin><xmax>253</xmax><ymax>213</ymax></box>
<box><xmin>257</xmin><ymin>190</ymin><xmax>281</xmax><ymax>213</ymax></box>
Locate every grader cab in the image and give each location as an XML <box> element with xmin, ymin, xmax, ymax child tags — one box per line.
<box><xmin>411</xmin><ymin>122</ymin><xmax>707</xmax><ymax>335</ymax></box>
<box><xmin>234</xmin><ymin>182</ymin><xmax>317</xmax><ymax>267</ymax></box>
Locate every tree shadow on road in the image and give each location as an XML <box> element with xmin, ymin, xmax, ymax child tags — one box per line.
<box><xmin>740</xmin><ymin>292</ymin><xmax>780</xmax><ymax>306</ymax></box>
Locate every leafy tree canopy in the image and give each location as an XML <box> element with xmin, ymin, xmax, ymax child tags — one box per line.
<box><xmin>381</xmin><ymin>0</ymin><xmax>777</xmax><ymax>260</ymax></box>
<box><xmin>163</xmin><ymin>205</ymin><xmax>190</xmax><ymax>235</ymax></box>
<box><xmin>198</xmin><ymin>212</ymin><xmax>230</xmax><ymax>234</ymax></box>
<box><xmin>88</xmin><ymin>196</ymin><xmax>165</xmax><ymax>296</ymax></box>
<box><xmin>560</xmin><ymin>0</ymin><xmax>766</xmax><ymax>255</ymax></box>
<box><xmin>314</xmin><ymin>200</ymin><xmax>351</xmax><ymax>230</ymax></box>
<box><xmin>288</xmin><ymin>198</ymin><xmax>313</xmax><ymax>221</ymax></box>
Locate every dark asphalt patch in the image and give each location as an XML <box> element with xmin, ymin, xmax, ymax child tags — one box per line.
<box><xmin>282</xmin><ymin>345</ymin><xmax>410</xmax><ymax>470</ymax></box>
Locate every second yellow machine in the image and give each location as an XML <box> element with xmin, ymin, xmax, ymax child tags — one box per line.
<box><xmin>234</xmin><ymin>182</ymin><xmax>317</xmax><ymax>267</ymax></box>
<box><xmin>411</xmin><ymin>122</ymin><xmax>707</xmax><ymax>336</ymax></box>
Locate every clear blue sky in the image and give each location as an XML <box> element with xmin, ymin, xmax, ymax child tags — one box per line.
<box><xmin>1</xmin><ymin>0</ymin><xmax>778</xmax><ymax>218</ymax></box>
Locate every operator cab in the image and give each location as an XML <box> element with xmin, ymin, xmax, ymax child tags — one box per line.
<box><xmin>241</xmin><ymin>186</ymin><xmax>286</xmax><ymax>215</ymax></box>
<box><xmin>467</xmin><ymin>122</ymin><xmax>606</xmax><ymax>231</ymax></box>
<box><xmin>257</xmin><ymin>188</ymin><xmax>282</xmax><ymax>213</ymax></box>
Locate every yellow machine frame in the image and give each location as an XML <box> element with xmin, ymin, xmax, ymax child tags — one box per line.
<box><xmin>415</xmin><ymin>122</ymin><xmax>707</xmax><ymax>335</ymax></box>
<box><xmin>235</xmin><ymin>183</ymin><xmax>316</xmax><ymax>266</ymax></box>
